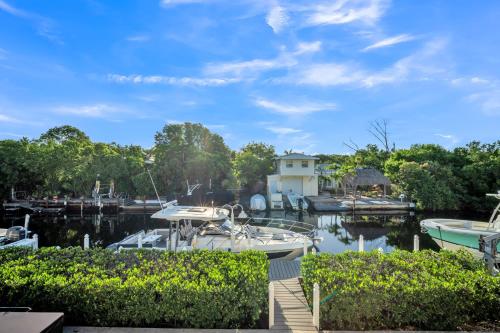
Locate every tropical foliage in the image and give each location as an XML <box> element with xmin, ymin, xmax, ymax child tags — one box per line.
<box><xmin>0</xmin><ymin>247</ymin><xmax>269</xmax><ymax>328</ymax></box>
<box><xmin>301</xmin><ymin>250</ymin><xmax>500</xmax><ymax>330</ymax></box>
<box><xmin>233</xmin><ymin>142</ymin><xmax>275</xmax><ymax>189</ymax></box>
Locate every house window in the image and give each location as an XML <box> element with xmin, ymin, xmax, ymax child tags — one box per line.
<box><xmin>286</xmin><ymin>161</ymin><xmax>293</xmax><ymax>168</ymax></box>
<box><xmin>301</xmin><ymin>161</ymin><xmax>308</xmax><ymax>168</ymax></box>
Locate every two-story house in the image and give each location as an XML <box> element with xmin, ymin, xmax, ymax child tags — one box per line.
<box><xmin>266</xmin><ymin>153</ymin><xmax>319</xmax><ymax>209</ymax></box>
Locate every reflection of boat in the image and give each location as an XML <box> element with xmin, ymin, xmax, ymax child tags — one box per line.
<box><xmin>250</xmin><ymin>194</ymin><xmax>267</xmax><ymax>211</ymax></box>
<box><xmin>420</xmin><ymin>193</ymin><xmax>500</xmax><ymax>255</ymax></box>
<box><xmin>108</xmin><ymin>201</ymin><xmax>320</xmax><ymax>259</ymax></box>
<box><xmin>286</xmin><ymin>192</ymin><xmax>308</xmax><ymax>211</ymax></box>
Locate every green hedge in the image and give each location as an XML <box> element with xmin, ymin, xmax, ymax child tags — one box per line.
<box><xmin>0</xmin><ymin>247</ymin><xmax>269</xmax><ymax>328</ymax></box>
<box><xmin>301</xmin><ymin>250</ymin><xmax>500</xmax><ymax>330</ymax></box>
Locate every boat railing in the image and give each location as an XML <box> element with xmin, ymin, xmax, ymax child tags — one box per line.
<box><xmin>237</xmin><ymin>217</ymin><xmax>316</xmax><ymax>235</ymax></box>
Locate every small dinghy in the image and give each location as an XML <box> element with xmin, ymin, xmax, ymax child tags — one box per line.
<box><xmin>420</xmin><ymin>193</ymin><xmax>500</xmax><ymax>255</ymax></box>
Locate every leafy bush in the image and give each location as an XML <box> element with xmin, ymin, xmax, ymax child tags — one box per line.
<box><xmin>301</xmin><ymin>250</ymin><xmax>500</xmax><ymax>330</ymax></box>
<box><xmin>0</xmin><ymin>247</ymin><xmax>269</xmax><ymax>328</ymax></box>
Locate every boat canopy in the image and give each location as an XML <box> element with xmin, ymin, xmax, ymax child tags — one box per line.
<box><xmin>151</xmin><ymin>202</ymin><xmax>229</xmax><ymax>222</ymax></box>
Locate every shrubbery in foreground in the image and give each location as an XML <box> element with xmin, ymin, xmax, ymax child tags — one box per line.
<box><xmin>0</xmin><ymin>247</ymin><xmax>269</xmax><ymax>328</ymax></box>
<box><xmin>302</xmin><ymin>250</ymin><xmax>500</xmax><ymax>330</ymax></box>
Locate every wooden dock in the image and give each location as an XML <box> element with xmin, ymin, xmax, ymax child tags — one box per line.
<box><xmin>306</xmin><ymin>195</ymin><xmax>414</xmax><ymax>212</ymax></box>
<box><xmin>269</xmin><ymin>260</ymin><xmax>316</xmax><ymax>332</ymax></box>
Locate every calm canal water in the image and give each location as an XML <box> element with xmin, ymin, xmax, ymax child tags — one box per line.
<box><xmin>3</xmin><ymin>209</ymin><xmax>487</xmax><ymax>254</ymax></box>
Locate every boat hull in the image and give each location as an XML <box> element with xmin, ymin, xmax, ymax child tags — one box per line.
<box><xmin>421</xmin><ymin>219</ymin><xmax>500</xmax><ymax>253</ymax></box>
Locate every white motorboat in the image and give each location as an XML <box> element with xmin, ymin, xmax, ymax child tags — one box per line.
<box><xmin>420</xmin><ymin>193</ymin><xmax>500</xmax><ymax>255</ymax></box>
<box><xmin>286</xmin><ymin>192</ymin><xmax>308</xmax><ymax>211</ymax></box>
<box><xmin>0</xmin><ymin>215</ymin><xmax>38</xmax><ymax>250</ymax></box>
<box><xmin>108</xmin><ymin>201</ymin><xmax>320</xmax><ymax>259</ymax></box>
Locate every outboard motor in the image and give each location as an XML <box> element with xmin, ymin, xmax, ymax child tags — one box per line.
<box><xmin>298</xmin><ymin>198</ymin><xmax>303</xmax><ymax>210</ymax></box>
<box><xmin>6</xmin><ymin>226</ymin><xmax>26</xmax><ymax>242</ymax></box>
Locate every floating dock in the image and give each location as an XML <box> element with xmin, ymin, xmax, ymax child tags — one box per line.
<box><xmin>306</xmin><ymin>195</ymin><xmax>415</xmax><ymax>212</ymax></box>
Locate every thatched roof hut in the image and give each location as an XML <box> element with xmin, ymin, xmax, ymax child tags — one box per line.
<box><xmin>341</xmin><ymin>167</ymin><xmax>391</xmax><ymax>197</ymax></box>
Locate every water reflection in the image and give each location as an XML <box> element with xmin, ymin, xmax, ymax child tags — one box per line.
<box><xmin>1</xmin><ymin>210</ymin><xmax>440</xmax><ymax>253</ymax></box>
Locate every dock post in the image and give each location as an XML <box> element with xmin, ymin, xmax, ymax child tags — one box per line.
<box><xmin>268</xmin><ymin>282</ymin><xmax>274</xmax><ymax>329</ymax></box>
<box><xmin>312</xmin><ymin>246</ymin><xmax>317</xmax><ymax>255</ymax></box>
<box><xmin>192</xmin><ymin>235</ymin><xmax>197</xmax><ymax>249</ymax></box>
<box><xmin>313</xmin><ymin>283</ymin><xmax>320</xmax><ymax>329</ymax></box>
<box><xmin>80</xmin><ymin>200</ymin><xmax>83</xmax><ymax>217</ymax></box>
<box><xmin>138</xmin><ymin>234</ymin><xmax>143</xmax><ymax>249</ymax></box>
<box><xmin>358</xmin><ymin>234</ymin><xmax>364</xmax><ymax>252</ymax></box>
<box><xmin>24</xmin><ymin>214</ymin><xmax>30</xmax><ymax>238</ymax></box>
<box><xmin>413</xmin><ymin>235</ymin><xmax>419</xmax><ymax>251</ymax></box>
<box><xmin>303</xmin><ymin>238</ymin><xmax>308</xmax><ymax>255</ymax></box>
<box><xmin>33</xmin><ymin>234</ymin><xmax>38</xmax><ymax>250</ymax></box>
<box><xmin>83</xmin><ymin>234</ymin><xmax>89</xmax><ymax>249</ymax></box>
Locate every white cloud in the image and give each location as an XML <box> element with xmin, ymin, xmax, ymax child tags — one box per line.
<box><xmin>293</xmin><ymin>41</ymin><xmax>322</xmax><ymax>55</ymax></box>
<box><xmin>451</xmin><ymin>76</ymin><xmax>490</xmax><ymax>86</ymax></box>
<box><xmin>362</xmin><ymin>34</ymin><xmax>415</xmax><ymax>51</ymax></box>
<box><xmin>266</xmin><ymin>127</ymin><xmax>302</xmax><ymax>135</ymax></box>
<box><xmin>266</xmin><ymin>5</ymin><xmax>289</xmax><ymax>34</ymax></box>
<box><xmin>292</xmin><ymin>63</ymin><xmax>366</xmax><ymax>86</ymax></box>
<box><xmin>0</xmin><ymin>0</ymin><xmax>61</xmax><ymax>43</ymax></box>
<box><xmin>435</xmin><ymin>133</ymin><xmax>459</xmax><ymax>144</ymax></box>
<box><xmin>126</xmin><ymin>35</ymin><xmax>150</xmax><ymax>42</ymax></box>
<box><xmin>0</xmin><ymin>113</ymin><xmax>21</xmax><ymax>123</ymax></box>
<box><xmin>255</xmin><ymin>97</ymin><xmax>336</xmax><ymax>115</ymax></box>
<box><xmin>160</xmin><ymin>0</ymin><xmax>208</xmax><ymax>7</ymax></box>
<box><xmin>107</xmin><ymin>74</ymin><xmax>240</xmax><ymax>86</ymax></box>
<box><xmin>204</xmin><ymin>41</ymin><xmax>321</xmax><ymax>77</ymax></box>
<box><xmin>302</xmin><ymin>0</ymin><xmax>389</xmax><ymax>26</ymax></box>
<box><xmin>467</xmin><ymin>91</ymin><xmax>500</xmax><ymax>116</ymax></box>
<box><xmin>53</xmin><ymin>104</ymin><xmax>122</xmax><ymax>118</ymax></box>
<box><xmin>0</xmin><ymin>132</ymin><xmax>24</xmax><ymax>138</ymax></box>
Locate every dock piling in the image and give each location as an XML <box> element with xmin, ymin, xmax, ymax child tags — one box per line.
<box><xmin>303</xmin><ymin>238</ymin><xmax>308</xmax><ymax>255</ymax></box>
<box><xmin>33</xmin><ymin>234</ymin><xmax>38</xmax><ymax>250</ymax></box>
<box><xmin>313</xmin><ymin>283</ymin><xmax>320</xmax><ymax>328</ymax></box>
<box><xmin>268</xmin><ymin>282</ymin><xmax>274</xmax><ymax>329</ymax></box>
<box><xmin>138</xmin><ymin>234</ymin><xmax>143</xmax><ymax>249</ymax></box>
<box><xmin>83</xmin><ymin>234</ymin><xmax>89</xmax><ymax>249</ymax></box>
<box><xmin>24</xmin><ymin>214</ymin><xmax>30</xmax><ymax>238</ymax></box>
<box><xmin>413</xmin><ymin>234</ymin><xmax>419</xmax><ymax>251</ymax></box>
<box><xmin>359</xmin><ymin>234</ymin><xmax>364</xmax><ymax>252</ymax></box>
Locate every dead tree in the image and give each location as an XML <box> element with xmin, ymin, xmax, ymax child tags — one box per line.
<box><xmin>368</xmin><ymin>119</ymin><xmax>393</xmax><ymax>152</ymax></box>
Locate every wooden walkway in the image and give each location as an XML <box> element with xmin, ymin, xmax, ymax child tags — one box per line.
<box><xmin>269</xmin><ymin>260</ymin><xmax>316</xmax><ymax>332</ymax></box>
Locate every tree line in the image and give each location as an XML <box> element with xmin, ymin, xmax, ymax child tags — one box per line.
<box><xmin>0</xmin><ymin>123</ymin><xmax>498</xmax><ymax>211</ymax></box>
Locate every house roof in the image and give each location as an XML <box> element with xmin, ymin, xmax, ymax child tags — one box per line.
<box><xmin>342</xmin><ymin>167</ymin><xmax>391</xmax><ymax>187</ymax></box>
<box><xmin>275</xmin><ymin>153</ymin><xmax>320</xmax><ymax>160</ymax></box>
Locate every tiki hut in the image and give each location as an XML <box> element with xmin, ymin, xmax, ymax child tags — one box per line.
<box><xmin>341</xmin><ymin>167</ymin><xmax>391</xmax><ymax>198</ymax></box>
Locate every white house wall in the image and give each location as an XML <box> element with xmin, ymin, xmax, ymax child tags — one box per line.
<box><xmin>303</xmin><ymin>175</ymin><xmax>318</xmax><ymax>196</ymax></box>
<box><xmin>278</xmin><ymin>160</ymin><xmax>315</xmax><ymax>176</ymax></box>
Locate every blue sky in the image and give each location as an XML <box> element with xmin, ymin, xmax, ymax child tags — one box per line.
<box><xmin>0</xmin><ymin>0</ymin><xmax>499</xmax><ymax>154</ymax></box>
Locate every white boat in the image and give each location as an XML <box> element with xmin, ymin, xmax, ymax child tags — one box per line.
<box><xmin>250</xmin><ymin>194</ymin><xmax>267</xmax><ymax>211</ymax></box>
<box><xmin>0</xmin><ymin>215</ymin><xmax>38</xmax><ymax>250</ymax></box>
<box><xmin>108</xmin><ymin>201</ymin><xmax>320</xmax><ymax>259</ymax></box>
<box><xmin>420</xmin><ymin>193</ymin><xmax>500</xmax><ymax>255</ymax></box>
<box><xmin>286</xmin><ymin>192</ymin><xmax>308</xmax><ymax>211</ymax></box>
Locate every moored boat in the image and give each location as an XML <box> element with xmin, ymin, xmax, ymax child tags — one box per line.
<box><xmin>420</xmin><ymin>193</ymin><xmax>500</xmax><ymax>255</ymax></box>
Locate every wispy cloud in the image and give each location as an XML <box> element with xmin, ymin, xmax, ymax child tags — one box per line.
<box><xmin>362</xmin><ymin>34</ymin><xmax>415</xmax><ymax>51</ymax></box>
<box><xmin>53</xmin><ymin>104</ymin><xmax>123</xmax><ymax>118</ymax></box>
<box><xmin>466</xmin><ymin>90</ymin><xmax>500</xmax><ymax>116</ymax></box>
<box><xmin>266</xmin><ymin>5</ymin><xmax>289</xmax><ymax>34</ymax></box>
<box><xmin>435</xmin><ymin>133</ymin><xmax>459</xmax><ymax>144</ymax></box>
<box><xmin>204</xmin><ymin>41</ymin><xmax>322</xmax><ymax>77</ymax></box>
<box><xmin>126</xmin><ymin>35</ymin><xmax>150</xmax><ymax>42</ymax></box>
<box><xmin>0</xmin><ymin>132</ymin><xmax>24</xmax><ymax>138</ymax></box>
<box><xmin>160</xmin><ymin>0</ymin><xmax>208</xmax><ymax>7</ymax></box>
<box><xmin>107</xmin><ymin>74</ymin><xmax>240</xmax><ymax>86</ymax></box>
<box><xmin>255</xmin><ymin>97</ymin><xmax>336</xmax><ymax>115</ymax></box>
<box><xmin>0</xmin><ymin>113</ymin><xmax>22</xmax><ymax>123</ymax></box>
<box><xmin>0</xmin><ymin>0</ymin><xmax>62</xmax><ymax>44</ymax></box>
<box><xmin>287</xmin><ymin>38</ymin><xmax>448</xmax><ymax>88</ymax></box>
<box><xmin>302</xmin><ymin>0</ymin><xmax>390</xmax><ymax>27</ymax></box>
<box><xmin>265</xmin><ymin>126</ymin><xmax>302</xmax><ymax>135</ymax></box>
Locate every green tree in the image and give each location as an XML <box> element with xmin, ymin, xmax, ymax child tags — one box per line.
<box><xmin>233</xmin><ymin>142</ymin><xmax>275</xmax><ymax>188</ymax></box>
<box><xmin>152</xmin><ymin>122</ymin><xmax>234</xmax><ymax>194</ymax></box>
